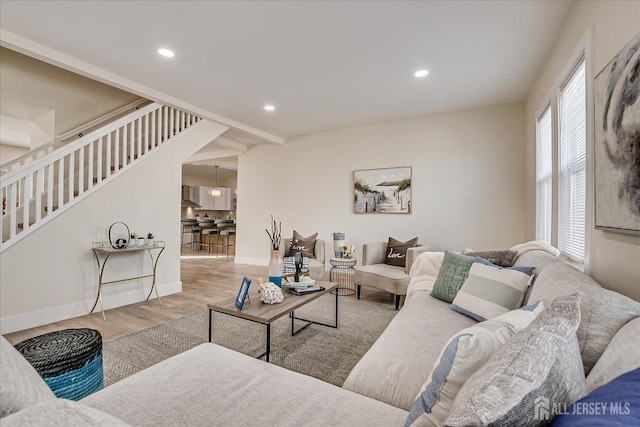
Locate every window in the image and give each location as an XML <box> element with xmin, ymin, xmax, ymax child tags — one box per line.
<box><xmin>536</xmin><ymin>106</ymin><xmax>552</xmax><ymax>243</ymax></box>
<box><xmin>558</xmin><ymin>59</ymin><xmax>586</xmax><ymax>262</ymax></box>
<box><xmin>534</xmin><ymin>30</ymin><xmax>590</xmax><ymax>268</ymax></box>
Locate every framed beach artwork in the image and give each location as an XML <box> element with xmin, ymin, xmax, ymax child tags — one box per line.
<box><xmin>594</xmin><ymin>33</ymin><xmax>640</xmax><ymax>234</ymax></box>
<box><xmin>354</xmin><ymin>166</ymin><xmax>412</xmax><ymax>214</ymax></box>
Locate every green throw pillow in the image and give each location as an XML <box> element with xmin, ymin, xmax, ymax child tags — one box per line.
<box><xmin>430</xmin><ymin>252</ymin><xmax>475</xmax><ymax>303</ymax></box>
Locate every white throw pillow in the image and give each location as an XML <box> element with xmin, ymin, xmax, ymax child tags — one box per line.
<box><xmin>405</xmin><ymin>301</ymin><xmax>545</xmax><ymax>427</ymax></box>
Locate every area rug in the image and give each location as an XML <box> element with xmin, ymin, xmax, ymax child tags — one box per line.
<box><xmin>102</xmin><ymin>295</ymin><xmax>396</xmax><ymax>387</ymax></box>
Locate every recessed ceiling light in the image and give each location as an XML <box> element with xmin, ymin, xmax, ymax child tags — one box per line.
<box><xmin>414</xmin><ymin>69</ymin><xmax>429</xmax><ymax>77</ymax></box>
<box><xmin>264</xmin><ymin>105</ymin><xmax>275</xmax><ymax>111</ymax></box>
<box><xmin>158</xmin><ymin>48</ymin><xmax>175</xmax><ymax>58</ymax></box>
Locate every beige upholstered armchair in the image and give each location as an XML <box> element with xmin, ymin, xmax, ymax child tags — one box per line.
<box><xmin>283</xmin><ymin>237</ymin><xmax>326</xmax><ymax>280</ymax></box>
<box><xmin>354</xmin><ymin>242</ymin><xmax>429</xmax><ymax>310</ymax></box>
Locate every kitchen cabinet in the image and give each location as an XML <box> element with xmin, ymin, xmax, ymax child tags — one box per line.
<box><xmin>195</xmin><ymin>187</ymin><xmax>232</xmax><ymax>210</ymax></box>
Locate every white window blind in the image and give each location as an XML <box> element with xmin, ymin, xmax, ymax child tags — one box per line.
<box><xmin>536</xmin><ymin>106</ymin><xmax>552</xmax><ymax>243</ymax></box>
<box><xmin>558</xmin><ymin>59</ymin><xmax>586</xmax><ymax>262</ymax></box>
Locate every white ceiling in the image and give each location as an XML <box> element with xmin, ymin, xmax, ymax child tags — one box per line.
<box><xmin>0</xmin><ymin>0</ymin><xmax>575</xmax><ymax>144</ymax></box>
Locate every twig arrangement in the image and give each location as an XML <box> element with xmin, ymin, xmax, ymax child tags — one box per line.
<box><xmin>265</xmin><ymin>215</ymin><xmax>282</xmax><ymax>250</ymax></box>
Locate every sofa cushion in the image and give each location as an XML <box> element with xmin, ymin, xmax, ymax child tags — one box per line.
<box><xmin>550</xmin><ymin>367</ymin><xmax>640</xmax><ymax>427</ymax></box>
<box><xmin>528</xmin><ymin>261</ymin><xmax>640</xmax><ymax>375</ymax></box>
<box><xmin>286</xmin><ymin>231</ymin><xmax>317</xmax><ymax>258</ymax></box>
<box><xmin>384</xmin><ymin>237</ymin><xmax>419</xmax><ymax>267</ymax></box>
<box><xmin>431</xmin><ymin>252</ymin><xmax>475</xmax><ymax>303</ymax></box>
<box><xmin>450</xmin><ymin>258</ymin><xmax>534</xmax><ymax>322</ymax></box>
<box><xmin>343</xmin><ymin>291</ymin><xmax>476</xmax><ymax>411</ymax></box>
<box><xmin>405</xmin><ymin>301</ymin><xmax>545</xmax><ymax>427</ymax></box>
<box><xmin>83</xmin><ymin>343</ymin><xmax>408</xmax><ymax>426</ymax></box>
<box><xmin>0</xmin><ymin>336</ymin><xmax>56</xmax><ymax>418</ymax></box>
<box><xmin>355</xmin><ymin>263</ymin><xmax>409</xmax><ymax>295</ymax></box>
<box><xmin>461</xmin><ymin>248</ymin><xmax>518</xmax><ymax>267</ymax></box>
<box><xmin>585</xmin><ymin>316</ymin><xmax>640</xmax><ymax>393</ymax></box>
<box><xmin>0</xmin><ymin>399</ymin><xmax>130</xmax><ymax>426</ymax></box>
<box><xmin>444</xmin><ymin>293</ymin><xmax>585</xmax><ymax>427</ymax></box>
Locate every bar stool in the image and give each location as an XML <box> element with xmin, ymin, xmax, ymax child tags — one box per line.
<box><xmin>181</xmin><ymin>219</ymin><xmax>198</xmax><ymax>254</ymax></box>
<box><xmin>198</xmin><ymin>219</ymin><xmax>217</xmax><ymax>255</ymax></box>
<box><xmin>215</xmin><ymin>220</ymin><xmax>236</xmax><ymax>258</ymax></box>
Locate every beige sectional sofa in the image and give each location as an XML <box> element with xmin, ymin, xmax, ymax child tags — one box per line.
<box><xmin>2</xmin><ymin>245</ymin><xmax>639</xmax><ymax>426</ymax></box>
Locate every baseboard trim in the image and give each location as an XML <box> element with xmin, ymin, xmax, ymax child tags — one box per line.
<box><xmin>0</xmin><ymin>281</ymin><xmax>182</xmax><ymax>335</ymax></box>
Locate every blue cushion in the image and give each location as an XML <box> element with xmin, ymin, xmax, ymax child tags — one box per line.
<box><xmin>550</xmin><ymin>367</ymin><xmax>640</xmax><ymax>426</ymax></box>
<box><xmin>473</xmin><ymin>256</ymin><xmax>535</xmax><ymax>275</ymax></box>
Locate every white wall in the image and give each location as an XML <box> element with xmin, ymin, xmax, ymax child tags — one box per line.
<box><xmin>525</xmin><ymin>0</ymin><xmax>640</xmax><ymax>300</ymax></box>
<box><xmin>0</xmin><ymin>120</ymin><xmax>228</xmax><ymax>333</ymax></box>
<box><xmin>0</xmin><ymin>47</ymin><xmax>139</xmax><ymax>136</ymax></box>
<box><xmin>236</xmin><ymin>103</ymin><xmax>526</xmax><ymax>265</ymax></box>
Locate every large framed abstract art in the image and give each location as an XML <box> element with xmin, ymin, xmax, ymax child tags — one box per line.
<box><xmin>354</xmin><ymin>166</ymin><xmax>412</xmax><ymax>214</ymax></box>
<box><xmin>594</xmin><ymin>33</ymin><xmax>640</xmax><ymax>234</ymax></box>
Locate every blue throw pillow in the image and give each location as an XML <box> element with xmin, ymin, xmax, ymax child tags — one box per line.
<box><xmin>550</xmin><ymin>367</ymin><xmax>640</xmax><ymax>426</ymax></box>
<box><xmin>473</xmin><ymin>256</ymin><xmax>535</xmax><ymax>275</ymax></box>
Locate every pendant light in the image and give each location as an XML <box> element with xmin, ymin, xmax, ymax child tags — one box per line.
<box><xmin>208</xmin><ymin>166</ymin><xmax>224</xmax><ymax>197</ymax></box>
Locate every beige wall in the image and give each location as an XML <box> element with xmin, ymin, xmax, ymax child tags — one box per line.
<box><xmin>0</xmin><ymin>144</ymin><xmax>28</xmax><ymax>164</ymax></box>
<box><xmin>525</xmin><ymin>0</ymin><xmax>640</xmax><ymax>300</ymax></box>
<box><xmin>236</xmin><ymin>103</ymin><xmax>526</xmax><ymax>265</ymax></box>
<box><xmin>0</xmin><ymin>47</ymin><xmax>139</xmax><ymax>136</ymax></box>
<box><xmin>0</xmin><ymin>120</ymin><xmax>228</xmax><ymax>334</ymax></box>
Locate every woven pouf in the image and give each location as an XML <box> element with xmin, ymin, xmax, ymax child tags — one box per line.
<box><xmin>14</xmin><ymin>328</ymin><xmax>103</xmax><ymax>400</ymax></box>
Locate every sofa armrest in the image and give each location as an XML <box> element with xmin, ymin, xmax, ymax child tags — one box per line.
<box><xmin>405</xmin><ymin>246</ymin><xmax>430</xmax><ymax>275</ymax></box>
<box><xmin>314</xmin><ymin>239</ymin><xmax>325</xmax><ymax>264</ymax></box>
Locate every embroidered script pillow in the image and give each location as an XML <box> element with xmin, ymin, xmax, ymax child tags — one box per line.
<box><xmin>384</xmin><ymin>237</ymin><xmax>418</xmax><ymax>267</ymax></box>
<box><xmin>285</xmin><ymin>231</ymin><xmax>317</xmax><ymax>259</ymax></box>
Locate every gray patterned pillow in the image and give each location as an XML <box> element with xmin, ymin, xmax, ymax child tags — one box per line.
<box><xmin>461</xmin><ymin>248</ymin><xmax>518</xmax><ymax>267</ymax></box>
<box><xmin>0</xmin><ymin>336</ymin><xmax>56</xmax><ymax>418</ymax></box>
<box><xmin>431</xmin><ymin>252</ymin><xmax>475</xmax><ymax>303</ymax></box>
<box><xmin>444</xmin><ymin>293</ymin><xmax>586</xmax><ymax>427</ymax></box>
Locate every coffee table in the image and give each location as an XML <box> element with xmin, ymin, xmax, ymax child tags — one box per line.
<box><xmin>207</xmin><ymin>281</ymin><xmax>338</xmax><ymax>362</ymax></box>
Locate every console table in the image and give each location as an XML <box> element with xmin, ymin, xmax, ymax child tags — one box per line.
<box><xmin>91</xmin><ymin>241</ymin><xmax>165</xmax><ymax>321</ymax></box>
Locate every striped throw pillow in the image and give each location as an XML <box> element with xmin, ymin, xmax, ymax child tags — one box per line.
<box><xmin>450</xmin><ymin>257</ymin><xmax>534</xmax><ymax>322</ymax></box>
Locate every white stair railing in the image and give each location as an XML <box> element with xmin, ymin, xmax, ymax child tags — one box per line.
<box><xmin>1</xmin><ymin>102</ymin><xmax>200</xmax><ymax>251</ymax></box>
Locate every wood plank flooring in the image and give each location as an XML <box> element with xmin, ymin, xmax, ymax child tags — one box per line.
<box><xmin>4</xmin><ymin>256</ymin><xmax>397</xmax><ymax>345</ymax></box>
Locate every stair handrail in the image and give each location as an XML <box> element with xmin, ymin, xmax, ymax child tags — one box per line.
<box><xmin>2</xmin><ymin>101</ymin><xmax>200</xmax><ymax>251</ymax></box>
<box><xmin>1</xmin><ymin>102</ymin><xmax>161</xmax><ymax>187</ymax></box>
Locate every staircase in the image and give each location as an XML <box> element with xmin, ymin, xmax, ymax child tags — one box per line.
<box><xmin>1</xmin><ymin>102</ymin><xmax>200</xmax><ymax>251</ymax></box>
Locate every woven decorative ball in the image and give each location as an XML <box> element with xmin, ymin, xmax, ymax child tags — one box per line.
<box><xmin>14</xmin><ymin>328</ymin><xmax>103</xmax><ymax>400</ymax></box>
<box><xmin>259</xmin><ymin>282</ymin><xmax>284</xmax><ymax>304</ymax></box>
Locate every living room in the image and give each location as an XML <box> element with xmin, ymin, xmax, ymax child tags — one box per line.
<box><xmin>1</xmin><ymin>1</ymin><xmax>639</xmax><ymax>425</ymax></box>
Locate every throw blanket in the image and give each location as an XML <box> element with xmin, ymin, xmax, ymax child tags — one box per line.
<box><xmin>407</xmin><ymin>252</ymin><xmax>445</xmax><ymax>299</ymax></box>
<box><xmin>510</xmin><ymin>240</ymin><xmax>560</xmax><ymax>257</ymax></box>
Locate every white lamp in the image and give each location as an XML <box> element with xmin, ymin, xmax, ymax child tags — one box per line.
<box><xmin>208</xmin><ymin>166</ymin><xmax>224</xmax><ymax>197</ymax></box>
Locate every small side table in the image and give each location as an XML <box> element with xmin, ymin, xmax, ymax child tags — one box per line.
<box><xmin>330</xmin><ymin>257</ymin><xmax>357</xmax><ymax>296</ymax></box>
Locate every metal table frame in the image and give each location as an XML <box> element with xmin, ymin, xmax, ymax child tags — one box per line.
<box><xmin>91</xmin><ymin>241</ymin><xmax>165</xmax><ymax>321</ymax></box>
<box><xmin>208</xmin><ymin>282</ymin><xmax>338</xmax><ymax>362</ymax></box>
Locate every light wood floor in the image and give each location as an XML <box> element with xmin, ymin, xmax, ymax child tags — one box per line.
<box><xmin>4</xmin><ymin>256</ymin><xmax>396</xmax><ymax>345</ymax></box>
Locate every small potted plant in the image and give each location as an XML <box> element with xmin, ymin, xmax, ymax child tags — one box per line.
<box><xmin>129</xmin><ymin>232</ymin><xmax>137</xmax><ymax>246</ymax></box>
<box><xmin>137</xmin><ymin>234</ymin><xmax>146</xmax><ymax>247</ymax></box>
<box><xmin>146</xmin><ymin>232</ymin><xmax>154</xmax><ymax>246</ymax></box>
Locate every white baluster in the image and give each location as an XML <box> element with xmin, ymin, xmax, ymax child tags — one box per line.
<box><xmin>88</xmin><ymin>141</ymin><xmax>94</xmax><ymax>190</ymax></box>
<box><xmin>58</xmin><ymin>157</ymin><xmax>64</xmax><ymax>209</ymax></box>
<box><xmin>106</xmin><ymin>133</ymin><xmax>112</xmax><ymax>178</ymax></box>
<box><xmin>114</xmin><ymin>128</ymin><xmax>120</xmax><ymax>172</ymax></box>
<box><xmin>78</xmin><ymin>146</ymin><xmax>85</xmax><ymax>195</ymax></box>
<box><xmin>68</xmin><ymin>152</ymin><xmax>75</xmax><ymax>203</ymax></box>
<box><xmin>97</xmin><ymin>136</ymin><xmax>103</xmax><ymax>184</ymax></box>
<box><xmin>35</xmin><ymin>169</ymin><xmax>43</xmax><ymax>222</ymax></box>
<box><xmin>47</xmin><ymin>163</ymin><xmax>54</xmax><ymax>216</ymax></box>
<box><xmin>137</xmin><ymin>116</ymin><xmax>142</xmax><ymax>159</ymax></box>
<box><xmin>22</xmin><ymin>175</ymin><xmax>30</xmax><ymax>232</ymax></box>
<box><xmin>9</xmin><ymin>183</ymin><xmax>17</xmax><ymax>239</ymax></box>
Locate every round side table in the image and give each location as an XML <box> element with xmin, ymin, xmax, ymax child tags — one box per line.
<box><xmin>330</xmin><ymin>257</ymin><xmax>357</xmax><ymax>296</ymax></box>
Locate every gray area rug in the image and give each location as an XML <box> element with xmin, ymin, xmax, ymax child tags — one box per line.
<box><xmin>103</xmin><ymin>294</ymin><xmax>396</xmax><ymax>387</ymax></box>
